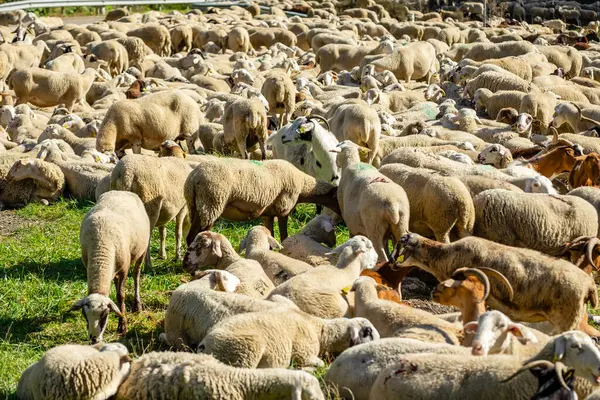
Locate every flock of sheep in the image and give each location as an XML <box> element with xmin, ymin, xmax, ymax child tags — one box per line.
<box><xmin>4</xmin><ymin>0</ymin><xmax>600</xmax><ymax>398</ymax></box>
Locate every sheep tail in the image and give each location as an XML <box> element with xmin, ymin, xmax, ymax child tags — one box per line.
<box><xmin>587</xmin><ymin>284</ymin><xmax>598</xmax><ymax>308</ymax></box>
<box><xmin>385</xmin><ymin>200</ymin><xmax>401</xmax><ymax>226</ymax></box>
<box><xmin>246</xmin><ymin>112</ymin><xmax>259</xmax><ymax>129</ymax></box>
<box><xmin>96</xmin><ymin>116</ymin><xmax>118</xmax><ymax>153</ymax></box>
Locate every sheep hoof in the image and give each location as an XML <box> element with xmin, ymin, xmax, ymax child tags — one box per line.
<box><xmin>39</xmin><ymin>199</ymin><xmax>49</xmax><ymax>206</ymax></box>
<box><xmin>117</xmin><ymin>321</ymin><xmax>127</xmax><ymax>335</ymax></box>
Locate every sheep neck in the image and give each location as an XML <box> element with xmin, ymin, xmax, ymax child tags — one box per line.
<box><xmin>407</xmin><ymin>240</ymin><xmax>452</xmax><ymax>281</ymax></box>
<box><xmin>353</xmin><ymin>284</ymin><xmax>379</xmax><ymax>315</ymax></box>
<box><xmin>318</xmin><ymin>318</ymin><xmax>349</xmax><ymax>354</ymax></box>
<box><xmin>217</xmin><ymin>244</ymin><xmax>241</xmax><ymax>268</ymax></box>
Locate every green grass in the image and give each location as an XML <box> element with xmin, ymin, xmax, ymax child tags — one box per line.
<box><xmin>0</xmin><ymin>200</ymin><xmax>349</xmax><ymax>398</ymax></box>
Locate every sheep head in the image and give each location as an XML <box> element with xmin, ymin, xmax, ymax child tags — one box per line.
<box><xmin>326</xmin><ymin>235</ymin><xmax>378</xmax><ymax>272</ymax></box>
<box><xmin>183</xmin><ymin>231</ymin><xmax>231</xmax><ymax>274</ymax></box>
<box><xmin>477</xmin><ymin>144</ymin><xmax>512</xmax><ymax>168</ymax></box>
<box><xmin>190</xmin><ymin>269</ymin><xmax>241</xmax><ymax>292</ymax></box>
<box><xmin>69</xmin><ymin>293</ymin><xmax>123</xmax><ymax>344</ymax></box>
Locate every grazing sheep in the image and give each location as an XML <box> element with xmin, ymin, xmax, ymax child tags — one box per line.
<box><xmin>199</xmin><ymin>306</ymin><xmax>378</xmax><ymax>369</ymax></box>
<box><xmin>224</xmin><ymin>26</ymin><xmax>251</xmax><ymax>53</ymax></box>
<box><xmin>88</xmin><ymin>40</ymin><xmax>129</xmax><ymax>76</ymax></box>
<box><xmin>317</xmin><ymin>40</ymin><xmax>393</xmax><ymax>72</ymax></box>
<box><xmin>370</xmin><ymin>41</ymin><xmax>437</xmax><ymax>83</ymax></box>
<box><xmin>223</xmin><ymin>97</ymin><xmax>268</xmax><ymax>159</ymax></box>
<box><xmin>393</xmin><ymin>233</ymin><xmax>599</xmax><ymax>334</ymax></box>
<box><xmin>183</xmin><ymin>156</ymin><xmax>339</xmax><ymax>243</ymax></box>
<box><xmin>17</xmin><ymin>343</ymin><xmax>131</xmax><ymax>400</ymax></box>
<box><xmin>110</xmin><ymin>154</ymin><xmax>192</xmax><ymax>262</ymax></box>
<box><xmin>239</xmin><ymin>226</ymin><xmax>312</xmax><ymax>285</ymax></box>
<box><xmin>379</xmin><ymin>163</ymin><xmax>474</xmax><ymax>242</ymax></box>
<box><xmin>332</xmin><ymin>141</ymin><xmax>409</xmax><ymax>262</ymax></box>
<box><xmin>96</xmin><ymin>91</ymin><xmax>202</xmax><ymax>155</ymax></box>
<box><xmin>127</xmin><ymin>24</ymin><xmax>171</xmax><ymax>57</ymax></box>
<box><xmin>473</xmin><ymin>190</ymin><xmax>599</xmax><ymax>256</ymax></box>
<box><xmin>473</xmin><ymin>89</ymin><xmax>527</xmax><ymax>119</ymax></box>
<box><xmin>10</xmin><ymin>68</ymin><xmax>98</xmax><ymax>111</ymax></box>
<box><xmin>4</xmin><ymin>158</ymin><xmax>65</xmax><ymax>205</ymax></box>
<box><xmin>72</xmin><ymin>191</ymin><xmax>150</xmax><ymax>341</ymax></box>
<box><xmin>116</xmin><ymin>352</ymin><xmax>325</xmax><ymax>400</ymax></box>
<box><xmin>267</xmin><ymin>236</ymin><xmax>378</xmax><ymax>318</ymax></box>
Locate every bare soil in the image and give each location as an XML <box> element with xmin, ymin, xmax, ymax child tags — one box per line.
<box><xmin>0</xmin><ymin>211</ymin><xmax>30</xmax><ymax>237</ymax></box>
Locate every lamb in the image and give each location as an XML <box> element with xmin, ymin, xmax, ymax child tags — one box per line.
<box><xmin>4</xmin><ymin>158</ymin><xmax>65</xmax><ymax>205</ymax></box>
<box><xmin>183</xmin><ymin>231</ymin><xmax>275</xmax><ymax>299</ymax></box>
<box><xmin>280</xmin><ymin>214</ymin><xmax>338</xmax><ymax>266</ymax></box>
<box><xmin>9</xmin><ymin>68</ymin><xmax>98</xmax><ymax>111</ymax></box>
<box><xmin>352</xmin><ymin>276</ymin><xmax>463</xmax><ymax>344</ymax></box>
<box><xmin>473</xmin><ymin>89</ymin><xmax>527</xmax><ymax>119</ymax></box>
<box><xmin>17</xmin><ymin>342</ymin><xmax>131</xmax><ymax>400</ymax></box>
<box><xmin>239</xmin><ymin>226</ymin><xmax>313</xmax><ymax>285</ymax></box>
<box><xmin>96</xmin><ymin>90</ymin><xmax>202</xmax><ymax>155</ymax></box>
<box><xmin>473</xmin><ymin>190</ymin><xmax>599</xmax><ymax>257</ymax></box>
<box><xmin>110</xmin><ymin>154</ymin><xmax>192</xmax><ymax>262</ymax></box>
<box><xmin>224</xmin><ymin>26</ymin><xmax>251</xmax><ymax>53</ymax></box>
<box><xmin>327</xmin><ymin>101</ymin><xmax>381</xmax><ymax>164</ymax></box>
<box><xmin>551</xmin><ymin>102</ymin><xmax>600</xmax><ymax>133</ymax></box>
<box><xmin>369</xmin><ymin>41</ymin><xmax>437</xmax><ymax>83</ymax></box>
<box><xmin>127</xmin><ymin>24</ymin><xmax>171</xmax><ymax>57</ymax></box>
<box><xmin>116</xmin><ymin>352</ymin><xmax>325</xmax><ymax>400</ymax></box>
<box><xmin>369</xmin><ymin>331</ymin><xmax>600</xmax><ymax>400</ymax></box>
<box><xmin>267</xmin><ymin>236</ymin><xmax>378</xmax><ymax>318</ymax></box>
<box><xmin>261</xmin><ymin>71</ymin><xmax>295</xmax><ymax>129</ymax></box>
<box><xmin>183</xmin><ymin>156</ymin><xmax>339</xmax><ymax>242</ymax></box>
<box><xmin>325</xmin><ymin>338</ymin><xmax>471</xmax><ymax>400</ymax></box>
<box><xmin>223</xmin><ymin>97</ymin><xmax>268</xmax><ymax>159</ymax></box>
<box><xmin>393</xmin><ymin>233</ymin><xmax>599</xmax><ymax>334</ymax></box>
<box><xmin>199</xmin><ymin>307</ymin><xmax>378</xmax><ymax>369</ymax></box>
<box><xmin>332</xmin><ymin>141</ymin><xmax>409</xmax><ymax>262</ymax></box>
<box><xmin>71</xmin><ymin>190</ymin><xmax>150</xmax><ymax>341</ymax></box>
<box><xmin>316</xmin><ymin>40</ymin><xmax>393</xmax><ymax>72</ymax></box>
<box><xmin>379</xmin><ymin>163</ymin><xmax>475</xmax><ymax>242</ymax></box>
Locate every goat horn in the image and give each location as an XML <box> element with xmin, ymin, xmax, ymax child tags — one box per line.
<box><xmin>502</xmin><ymin>360</ymin><xmax>555</xmax><ymax>383</ymax></box>
<box><xmin>550</xmin><ymin>125</ymin><xmax>559</xmax><ymax>145</ymax></box>
<box><xmin>477</xmin><ymin>267</ymin><xmax>515</xmax><ymax>302</ymax></box>
<box><xmin>451</xmin><ymin>267</ymin><xmax>490</xmax><ymax>303</ymax></box>
<box><xmin>309</xmin><ymin>115</ymin><xmax>330</xmax><ymax>131</ymax></box>
<box><xmin>554</xmin><ymin>362</ymin><xmax>573</xmax><ymax>393</ymax></box>
<box><xmin>586</xmin><ymin>237</ymin><xmax>600</xmax><ymax>271</ymax></box>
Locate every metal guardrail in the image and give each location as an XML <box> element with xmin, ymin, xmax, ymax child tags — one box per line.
<box><xmin>0</xmin><ymin>0</ymin><xmax>229</xmax><ymax>12</ymax></box>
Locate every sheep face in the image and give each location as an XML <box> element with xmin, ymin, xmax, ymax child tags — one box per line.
<box><xmin>477</xmin><ymin>144</ymin><xmax>510</xmax><ymax>168</ymax></box>
<box><xmin>348</xmin><ymin>318</ymin><xmax>380</xmax><ymax>345</ymax></box>
<box><xmin>183</xmin><ymin>232</ymin><xmax>224</xmax><ymax>274</ymax></box>
<box><xmin>548</xmin><ymin>332</ymin><xmax>600</xmax><ymax>384</ymax></box>
<box><xmin>70</xmin><ymin>293</ymin><xmax>123</xmax><ymax>344</ymax></box>
<box><xmin>390</xmin><ymin>233</ymin><xmax>432</xmax><ymax>270</ymax></box>
<box><xmin>295</xmin><ymin>375</ymin><xmax>326</xmax><ymax>400</ymax></box>
<box><xmin>328</xmin><ymin>235</ymin><xmax>378</xmax><ymax>271</ymax></box>
<box><xmin>6</xmin><ymin>159</ymin><xmax>38</xmax><ymax>182</ymax></box>
<box><xmin>465</xmin><ymin>311</ymin><xmax>538</xmax><ymax>356</ymax></box>
<box><xmin>524</xmin><ymin>176</ymin><xmax>557</xmax><ymax>195</ymax></box>
<box><xmin>231</xmin><ymin>68</ymin><xmax>254</xmax><ymax>85</ymax></box>
<box><xmin>191</xmin><ymin>269</ymin><xmax>241</xmax><ymax>292</ymax></box>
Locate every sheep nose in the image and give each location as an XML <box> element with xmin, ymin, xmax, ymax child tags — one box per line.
<box><xmin>90</xmin><ymin>336</ymin><xmax>98</xmax><ymax>345</ymax></box>
<box><xmin>471</xmin><ymin>343</ymin><xmax>484</xmax><ymax>356</ymax></box>
<box><xmin>362</xmin><ymin>327</ymin><xmax>373</xmax><ymax>338</ymax></box>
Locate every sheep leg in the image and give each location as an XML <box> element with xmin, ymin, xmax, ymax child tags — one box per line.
<box><xmin>132</xmin><ymin>143</ymin><xmax>142</xmax><ymax>154</ymax></box>
<box><xmin>579</xmin><ymin>312</ymin><xmax>600</xmax><ymax>336</ymax></box>
<box><xmin>264</xmin><ymin>216</ymin><xmax>275</xmax><ymax>236</ymax></box>
<box><xmin>236</xmin><ymin>138</ymin><xmax>248</xmax><ymax>159</ymax></box>
<box><xmin>158</xmin><ymin>225</ymin><xmax>167</xmax><ymax>259</ymax></box>
<box><xmin>144</xmin><ymin>240</ymin><xmax>153</xmax><ymax>270</ymax></box>
<box><xmin>433</xmin><ymin>229</ymin><xmax>451</xmax><ymax>244</ymax></box>
<box><xmin>278</xmin><ymin>215</ymin><xmax>289</xmax><ymax>241</ymax></box>
<box><xmin>366</xmin><ymin>223</ymin><xmax>390</xmax><ymax>263</ymax></box>
<box><xmin>114</xmin><ymin>274</ymin><xmax>127</xmax><ymax>334</ymax></box>
<box><xmin>132</xmin><ymin>257</ymin><xmax>143</xmax><ymax>313</ymax></box>
<box><xmin>175</xmin><ymin>208</ymin><xmax>187</xmax><ymax>261</ymax></box>
<box><xmin>259</xmin><ymin>140</ymin><xmax>267</xmax><ymax>161</ymax></box>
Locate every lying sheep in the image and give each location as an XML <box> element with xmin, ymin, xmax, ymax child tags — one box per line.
<box><xmin>332</xmin><ymin>141</ymin><xmax>409</xmax><ymax>262</ymax></box>
<box><xmin>280</xmin><ymin>214</ymin><xmax>337</xmax><ymax>266</ymax></box>
<box><xmin>379</xmin><ymin>163</ymin><xmax>474</xmax><ymax>242</ymax></box>
<box><xmin>239</xmin><ymin>226</ymin><xmax>312</xmax><ymax>285</ymax></box>
<box><xmin>473</xmin><ymin>189</ymin><xmax>599</xmax><ymax>256</ymax></box>
<box><xmin>199</xmin><ymin>306</ymin><xmax>378</xmax><ymax>369</ymax></box>
<box><xmin>10</xmin><ymin>68</ymin><xmax>98</xmax><ymax>111</ymax></box>
<box><xmin>96</xmin><ymin>90</ymin><xmax>202</xmax><ymax>155</ymax></box>
<box><xmin>72</xmin><ymin>191</ymin><xmax>150</xmax><ymax>341</ymax></box>
<box><xmin>116</xmin><ymin>352</ymin><xmax>325</xmax><ymax>400</ymax></box>
<box><xmin>17</xmin><ymin>342</ymin><xmax>131</xmax><ymax>400</ymax></box>
<box><xmin>4</xmin><ymin>158</ymin><xmax>65</xmax><ymax>205</ymax></box>
<box><xmin>267</xmin><ymin>236</ymin><xmax>377</xmax><ymax>318</ymax></box>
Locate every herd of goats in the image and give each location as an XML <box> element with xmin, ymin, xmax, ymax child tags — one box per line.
<box><xmin>5</xmin><ymin>0</ymin><xmax>600</xmax><ymax>398</ymax></box>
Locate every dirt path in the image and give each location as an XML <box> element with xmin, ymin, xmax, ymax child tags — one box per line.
<box><xmin>0</xmin><ymin>210</ymin><xmax>30</xmax><ymax>237</ymax></box>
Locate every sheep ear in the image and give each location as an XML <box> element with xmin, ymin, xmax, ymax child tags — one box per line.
<box><xmin>69</xmin><ymin>298</ymin><xmax>86</xmax><ymax>311</ymax></box>
<box><xmin>107</xmin><ymin>298</ymin><xmax>123</xmax><ymax>317</ymax></box>
<box><xmin>267</xmin><ymin>236</ymin><xmax>283</xmax><ymax>251</ymax></box>
<box><xmin>554</xmin><ymin>336</ymin><xmax>567</xmax><ymax>361</ymax></box>
<box><xmin>464</xmin><ymin>321</ymin><xmax>479</xmax><ymax>334</ymax></box>
<box><xmin>325</xmin><ymin>242</ymin><xmax>348</xmax><ymax>256</ymax></box>
<box><xmin>239</xmin><ymin>238</ymin><xmax>247</xmax><ymax>253</ymax></box>
<box><xmin>212</xmin><ymin>239</ymin><xmax>222</xmax><ymax>258</ymax></box>
<box><xmin>329</xmin><ymin>148</ymin><xmax>342</xmax><ymax>153</ymax></box>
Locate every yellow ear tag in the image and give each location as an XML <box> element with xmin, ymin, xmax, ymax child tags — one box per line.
<box><xmin>396</xmin><ymin>255</ymin><xmax>405</xmax><ymax>262</ymax></box>
<box><xmin>341</xmin><ymin>286</ymin><xmax>351</xmax><ymax>295</ymax></box>
<box><xmin>62</xmin><ymin>123</ymin><xmax>68</xmax><ymax>128</ymax></box>
<box><xmin>552</xmin><ymin>355</ymin><xmax>558</xmax><ymax>362</ymax></box>
<box><xmin>94</xmin><ymin>155</ymin><xmax>100</xmax><ymax>162</ymax></box>
<box><xmin>299</xmin><ymin>125</ymin><xmax>306</xmax><ymax>133</ymax></box>
<box><xmin>304</xmin><ymin>110</ymin><xmax>310</xmax><ymax>117</ymax></box>
<box><xmin>141</xmin><ymin>87</ymin><xmax>147</xmax><ymax>92</ymax></box>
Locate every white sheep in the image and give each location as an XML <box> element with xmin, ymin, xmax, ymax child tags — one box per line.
<box><xmin>280</xmin><ymin>214</ymin><xmax>338</xmax><ymax>266</ymax></box>
<box><xmin>17</xmin><ymin>342</ymin><xmax>131</xmax><ymax>400</ymax></box>
<box><xmin>71</xmin><ymin>190</ymin><xmax>150</xmax><ymax>341</ymax></box>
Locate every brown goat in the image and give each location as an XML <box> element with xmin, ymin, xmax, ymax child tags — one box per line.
<box><xmin>360</xmin><ymin>262</ymin><xmax>405</xmax><ymax>303</ymax></box>
<box><xmin>569</xmin><ymin>153</ymin><xmax>600</xmax><ymax>188</ymax></box>
<box><xmin>559</xmin><ymin>236</ymin><xmax>600</xmax><ymax>277</ymax></box>
<box><xmin>525</xmin><ymin>144</ymin><xmax>583</xmax><ymax>178</ymax></box>
<box><xmin>125</xmin><ymin>79</ymin><xmax>147</xmax><ymax>99</ymax></box>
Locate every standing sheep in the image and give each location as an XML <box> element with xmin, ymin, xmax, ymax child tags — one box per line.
<box><xmin>223</xmin><ymin>97</ymin><xmax>268</xmax><ymax>160</ymax></box>
<box><xmin>369</xmin><ymin>41</ymin><xmax>438</xmax><ymax>84</ymax></box>
<box><xmin>127</xmin><ymin>24</ymin><xmax>171</xmax><ymax>57</ymax></box>
<box><xmin>332</xmin><ymin>141</ymin><xmax>409</xmax><ymax>262</ymax></box>
<box><xmin>261</xmin><ymin>71</ymin><xmax>295</xmax><ymax>129</ymax></box>
<box><xmin>224</xmin><ymin>26</ymin><xmax>251</xmax><ymax>53</ymax></box>
<box><xmin>71</xmin><ymin>191</ymin><xmax>150</xmax><ymax>341</ymax></box>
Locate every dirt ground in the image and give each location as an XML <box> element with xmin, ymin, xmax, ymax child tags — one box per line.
<box><xmin>0</xmin><ymin>210</ymin><xmax>30</xmax><ymax>237</ymax></box>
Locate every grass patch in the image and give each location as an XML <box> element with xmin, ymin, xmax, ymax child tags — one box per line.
<box><xmin>0</xmin><ymin>200</ymin><xmax>348</xmax><ymax>398</ymax></box>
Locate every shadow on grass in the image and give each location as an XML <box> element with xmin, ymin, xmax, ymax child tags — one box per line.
<box><xmin>0</xmin><ymin>316</ymin><xmax>56</xmax><ymax>343</ymax></box>
<box><xmin>1</xmin><ymin>258</ymin><xmax>86</xmax><ymax>282</ymax></box>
